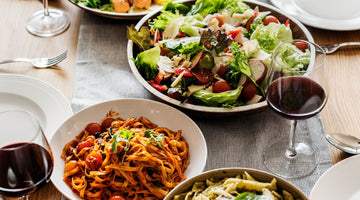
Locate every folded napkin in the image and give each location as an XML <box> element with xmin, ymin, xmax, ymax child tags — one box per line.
<box><xmin>71</xmin><ymin>6</ymin><xmax>332</xmax><ymax>197</ymax></box>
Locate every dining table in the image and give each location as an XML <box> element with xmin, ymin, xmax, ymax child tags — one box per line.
<box><xmin>1</xmin><ymin>0</ymin><xmax>360</xmax><ymax>199</ymax></box>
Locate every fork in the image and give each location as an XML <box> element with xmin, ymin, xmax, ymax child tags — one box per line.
<box><xmin>0</xmin><ymin>50</ymin><xmax>67</xmax><ymax>68</ymax></box>
<box><xmin>320</xmin><ymin>42</ymin><xmax>360</xmax><ymax>54</ymax></box>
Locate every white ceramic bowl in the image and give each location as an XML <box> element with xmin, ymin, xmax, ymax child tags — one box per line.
<box><xmin>164</xmin><ymin>168</ymin><xmax>308</xmax><ymax>200</ymax></box>
<box><xmin>127</xmin><ymin>0</ymin><xmax>313</xmax><ymax>115</ymax></box>
<box><xmin>310</xmin><ymin>154</ymin><xmax>360</xmax><ymax>200</ymax></box>
<box><xmin>50</xmin><ymin>98</ymin><xmax>207</xmax><ymax>200</ymax></box>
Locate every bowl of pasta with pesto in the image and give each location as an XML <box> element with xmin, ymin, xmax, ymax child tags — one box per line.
<box><xmin>49</xmin><ymin>98</ymin><xmax>207</xmax><ymax>200</ymax></box>
<box><xmin>164</xmin><ymin>168</ymin><xmax>308</xmax><ymax>200</ymax></box>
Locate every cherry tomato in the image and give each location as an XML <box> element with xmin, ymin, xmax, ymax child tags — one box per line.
<box><xmin>153</xmin><ymin>71</ymin><xmax>164</xmax><ymax>84</ymax></box>
<box><xmin>109</xmin><ymin>195</ymin><xmax>126</xmax><ymax>200</ymax></box>
<box><xmin>192</xmin><ymin>68</ymin><xmax>214</xmax><ymax>84</ymax></box>
<box><xmin>217</xmin><ymin>64</ymin><xmax>228</xmax><ymax>76</ymax></box>
<box><xmin>101</xmin><ymin>118</ymin><xmax>115</xmax><ymax>131</ymax></box>
<box><xmin>168</xmin><ymin>88</ymin><xmax>182</xmax><ymax>101</ymax></box>
<box><xmin>64</xmin><ymin>160</ymin><xmax>78</xmax><ymax>173</ymax></box>
<box><xmin>77</xmin><ymin>137</ymin><xmax>94</xmax><ymax>151</ymax></box>
<box><xmin>285</xmin><ymin>18</ymin><xmax>290</xmax><ymax>27</ymax></box>
<box><xmin>263</xmin><ymin>15</ymin><xmax>279</xmax><ymax>25</ymax></box>
<box><xmin>212</xmin><ymin>80</ymin><xmax>232</xmax><ymax>93</ymax></box>
<box><xmin>175</xmin><ymin>67</ymin><xmax>193</xmax><ymax>77</ymax></box>
<box><xmin>294</xmin><ymin>41</ymin><xmax>309</xmax><ymax>52</ymax></box>
<box><xmin>227</xmin><ymin>29</ymin><xmax>242</xmax><ymax>39</ymax></box>
<box><xmin>177</xmin><ymin>32</ymin><xmax>187</xmax><ymax>38</ymax></box>
<box><xmin>241</xmin><ymin>82</ymin><xmax>257</xmax><ymax>100</ymax></box>
<box><xmin>149</xmin><ymin>80</ymin><xmax>168</xmax><ymax>92</ymax></box>
<box><xmin>85</xmin><ymin>123</ymin><xmax>102</xmax><ymax>135</ymax></box>
<box><xmin>85</xmin><ymin>151</ymin><xmax>103</xmax><ymax>171</ymax></box>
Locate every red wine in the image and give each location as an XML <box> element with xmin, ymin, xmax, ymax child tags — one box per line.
<box><xmin>0</xmin><ymin>142</ymin><xmax>53</xmax><ymax>197</ymax></box>
<box><xmin>267</xmin><ymin>76</ymin><xmax>326</xmax><ymax>120</ymax></box>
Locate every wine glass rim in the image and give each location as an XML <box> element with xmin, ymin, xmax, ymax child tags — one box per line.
<box><xmin>0</xmin><ymin>110</ymin><xmax>43</xmax><ymax>150</ymax></box>
<box><xmin>272</xmin><ymin>39</ymin><xmax>326</xmax><ymax>73</ymax></box>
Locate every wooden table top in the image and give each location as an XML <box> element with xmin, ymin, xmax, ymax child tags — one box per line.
<box><xmin>1</xmin><ymin>0</ymin><xmax>360</xmax><ymax>199</ymax></box>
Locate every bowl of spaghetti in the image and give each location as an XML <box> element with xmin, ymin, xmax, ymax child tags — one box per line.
<box><xmin>49</xmin><ymin>98</ymin><xmax>207</xmax><ymax>200</ymax></box>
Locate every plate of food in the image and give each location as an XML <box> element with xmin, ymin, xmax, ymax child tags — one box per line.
<box><xmin>309</xmin><ymin>154</ymin><xmax>360</xmax><ymax>200</ymax></box>
<box><xmin>0</xmin><ymin>74</ymin><xmax>73</xmax><ymax>139</ymax></box>
<box><xmin>67</xmin><ymin>0</ymin><xmax>169</xmax><ymax>19</ymax></box>
<box><xmin>164</xmin><ymin>167</ymin><xmax>308</xmax><ymax>200</ymax></box>
<box><xmin>50</xmin><ymin>98</ymin><xmax>207</xmax><ymax>200</ymax></box>
<box><xmin>127</xmin><ymin>0</ymin><xmax>313</xmax><ymax>115</ymax></box>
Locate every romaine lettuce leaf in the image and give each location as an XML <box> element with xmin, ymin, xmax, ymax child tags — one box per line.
<box><xmin>134</xmin><ymin>46</ymin><xmax>160</xmax><ymax>80</ymax></box>
<box><xmin>192</xmin><ymin>86</ymin><xmax>242</xmax><ymax>107</ymax></box>
<box><xmin>274</xmin><ymin>43</ymin><xmax>310</xmax><ymax>73</ymax></box>
<box><xmin>187</xmin><ymin>0</ymin><xmax>225</xmax><ymax>16</ymax></box>
<box><xmin>222</xmin><ymin>0</ymin><xmax>249</xmax><ymax>15</ymax></box>
<box><xmin>179</xmin><ymin>23</ymin><xmax>200</xmax><ymax>36</ymax></box>
<box><xmin>163</xmin><ymin>1</ymin><xmax>190</xmax><ymax>15</ymax></box>
<box><xmin>226</xmin><ymin>42</ymin><xmax>252</xmax><ymax>79</ymax></box>
<box><xmin>250</xmin><ymin>23</ymin><xmax>293</xmax><ymax>53</ymax></box>
<box><xmin>153</xmin><ymin>10</ymin><xmax>181</xmax><ymax>31</ymax></box>
<box><xmin>165</xmin><ymin>41</ymin><xmax>205</xmax><ymax>56</ymax></box>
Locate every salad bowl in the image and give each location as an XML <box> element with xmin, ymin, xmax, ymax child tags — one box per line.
<box><xmin>127</xmin><ymin>0</ymin><xmax>313</xmax><ymax>115</ymax></box>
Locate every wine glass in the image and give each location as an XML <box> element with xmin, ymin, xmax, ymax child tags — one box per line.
<box><xmin>263</xmin><ymin>40</ymin><xmax>327</xmax><ymax>178</ymax></box>
<box><xmin>0</xmin><ymin>110</ymin><xmax>53</xmax><ymax>199</ymax></box>
<box><xmin>25</xmin><ymin>0</ymin><xmax>70</xmax><ymax>37</ymax></box>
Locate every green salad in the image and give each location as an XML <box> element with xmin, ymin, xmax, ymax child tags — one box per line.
<box><xmin>128</xmin><ymin>0</ymin><xmax>308</xmax><ymax>108</ymax></box>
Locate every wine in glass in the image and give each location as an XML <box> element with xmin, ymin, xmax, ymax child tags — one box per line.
<box><xmin>26</xmin><ymin>0</ymin><xmax>70</xmax><ymax>37</ymax></box>
<box><xmin>263</xmin><ymin>40</ymin><xmax>327</xmax><ymax>178</ymax></box>
<box><xmin>0</xmin><ymin>110</ymin><xmax>53</xmax><ymax>199</ymax></box>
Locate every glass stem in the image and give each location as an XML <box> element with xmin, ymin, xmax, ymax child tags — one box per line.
<box><xmin>43</xmin><ymin>0</ymin><xmax>49</xmax><ymax>16</ymax></box>
<box><xmin>286</xmin><ymin>120</ymin><xmax>297</xmax><ymax>158</ymax></box>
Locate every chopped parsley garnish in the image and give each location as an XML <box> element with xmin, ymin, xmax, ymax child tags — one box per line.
<box><xmin>111</xmin><ymin>129</ymin><xmax>135</xmax><ymax>154</ymax></box>
<box><xmin>145</xmin><ymin>129</ymin><xmax>164</xmax><ymax>149</ymax></box>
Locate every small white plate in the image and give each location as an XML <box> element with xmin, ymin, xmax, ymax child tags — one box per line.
<box><xmin>0</xmin><ymin>74</ymin><xmax>73</xmax><ymax>139</ymax></box>
<box><xmin>310</xmin><ymin>154</ymin><xmax>360</xmax><ymax>200</ymax></box>
<box><xmin>50</xmin><ymin>98</ymin><xmax>207</xmax><ymax>200</ymax></box>
<box><xmin>270</xmin><ymin>0</ymin><xmax>360</xmax><ymax>31</ymax></box>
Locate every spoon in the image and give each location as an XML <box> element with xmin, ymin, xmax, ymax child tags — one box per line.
<box><xmin>325</xmin><ymin>133</ymin><xmax>360</xmax><ymax>154</ymax></box>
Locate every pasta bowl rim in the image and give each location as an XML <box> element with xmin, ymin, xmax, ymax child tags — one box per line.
<box><xmin>49</xmin><ymin>98</ymin><xmax>208</xmax><ymax>200</ymax></box>
<box><xmin>163</xmin><ymin>167</ymin><xmax>308</xmax><ymax>200</ymax></box>
<box><xmin>126</xmin><ymin>0</ymin><xmax>314</xmax><ymax>115</ymax></box>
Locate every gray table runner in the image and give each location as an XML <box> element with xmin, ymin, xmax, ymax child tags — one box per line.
<box><xmin>71</xmin><ymin>3</ymin><xmax>333</xmax><ymax>197</ymax></box>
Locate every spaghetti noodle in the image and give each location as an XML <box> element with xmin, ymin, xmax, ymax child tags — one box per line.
<box><xmin>61</xmin><ymin>115</ymin><xmax>190</xmax><ymax>199</ymax></box>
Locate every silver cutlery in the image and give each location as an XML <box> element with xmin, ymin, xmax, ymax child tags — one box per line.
<box><xmin>320</xmin><ymin>42</ymin><xmax>360</xmax><ymax>54</ymax></box>
<box><xmin>325</xmin><ymin>133</ymin><xmax>360</xmax><ymax>154</ymax></box>
<box><xmin>0</xmin><ymin>50</ymin><xmax>67</xmax><ymax>68</ymax></box>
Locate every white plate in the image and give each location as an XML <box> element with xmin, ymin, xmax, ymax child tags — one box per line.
<box><xmin>68</xmin><ymin>0</ymin><xmax>163</xmax><ymax>19</ymax></box>
<box><xmin>50</xmin><ymin>98</ymin><xmax>207</xmax><ymax>200</ymax></box>
<box><xmin>309</xmin><ymin>154</ymin><xmax>360</xmax><ymax>200</ymax></box>
<box><xmin>270</xmin><ymin>0</ymin><xmax>360</xmax><ymax>31</ymax></box>
<box><xmin>0</xmin><ymin>74</ymin><xmax>73</xmax><ymax>139</ymax></box>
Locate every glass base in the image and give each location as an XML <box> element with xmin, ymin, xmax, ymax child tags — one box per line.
<box><xmin>263</xmin><ymin>140</ymin><xmax>316</xmax><ymax>178</ymax></box>
<box><xmin>26</xmin><ymin>9</ymin><xmax>70</xmax><ymax>37</ymax></box>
